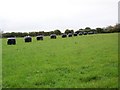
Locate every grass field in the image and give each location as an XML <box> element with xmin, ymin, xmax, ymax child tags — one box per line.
<box><xmin>2</xmin><ymin>33</ymin><xmax>118</xmax><ymax>88</ymax></box>
<box><xmin>0</xmin><ymin>38</ymin><xmax>2</xmax><ymax>89</ymax></box>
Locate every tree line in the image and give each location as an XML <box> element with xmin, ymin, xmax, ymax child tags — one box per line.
<box><xmin>1</xmin><ymin>24</ymin><xmax>120</xmax><ymax>38</ymax></box>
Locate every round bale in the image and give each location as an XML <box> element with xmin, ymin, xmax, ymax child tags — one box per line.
<box><xmin>50</xmin><ymin>34</ymin><xmax>57</xmax><ymax>39</ymax></box>
<box><xmin>83</xmin><ymin>32</ymin><xmax>87</xmax><ymax>35</ymax></box>
<box><xmin>68</xmin><ymin>33</ymin><xmax>72</xmax><ymax>37</ymax></box>
<box><xmin>36</xmin><ymin>35</ymin><xmax>43</xmax><ymax>40</ymax></box>
<box><xmin>79</xmin><ymin>32</ymin><xmax>83</xmax><ymax>35</ymax></box>
<box><xmin>74</xmin><ymin>33</ymin><xmax>78</xmax><ymax>36</ymax></box>
<box><xmin>62</xmin><ymin>34</ymin><xmax>67</xmax><ymax>38</ymax></box>
<box><xmin>24</xmin><ymin>36</ymin><xmax>32</xmax><ymax>42</ymax></box>
<box><xmin>7</xmin><ymin>37</ymin><xmax>16</xmax><ymax>45</ymax></box>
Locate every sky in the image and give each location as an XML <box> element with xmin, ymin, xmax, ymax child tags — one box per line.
<box><xmin>0</xmin><ymin>0</ymin><xmax>119</xmax><ymax>33</ymax></box>
<box><xmin>118</xmin><ymin>1</ymin><xmax>120</xmax><ymax>24</ymax></box>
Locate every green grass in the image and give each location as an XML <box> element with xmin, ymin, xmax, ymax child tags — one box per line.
<box><xmin>2</xmin><ymin>33</ymin><xmax>118</xmax><ymax>88</ymax></box>
<box><xmin>0</xmin><ymin>38</ymin><xmax>2</xmax><ymax>89</ymax></box>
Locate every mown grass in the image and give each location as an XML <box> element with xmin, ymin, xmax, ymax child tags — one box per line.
<box><xmin>2</xmin><ymin>33</ymin><xmax>118</xmax><ymax>88</ymax></box>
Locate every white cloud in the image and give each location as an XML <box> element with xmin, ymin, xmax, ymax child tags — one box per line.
<box><xmin>0</xmin><ymin>0</ymin><xmax>119</xmax><ymax>32</ymax></box>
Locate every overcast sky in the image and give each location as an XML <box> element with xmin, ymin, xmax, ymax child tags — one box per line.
<box><xmin>0</xmin><ymin>0</ymin><xmax>119</xmax><ymax>33</ymax></box>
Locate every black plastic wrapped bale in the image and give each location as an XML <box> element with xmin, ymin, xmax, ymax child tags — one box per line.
<box><xmin>88</xmin><ymin>31</ymin><xmax>94</xmax><ymax>34</ymax></box>
<box><xmin>24</xmin><ymin>36</ymin><xmax>32</xmax><ymax>42</ymax></box>
<box><xmin>50</xmin><ymin>34</ymin><xmax>57</xmax><ymax>39</ymax></box>
<box><xmin>62</xmin><ymin>34</ymin><xmax>67</xmax><ymax>38</ymax></box>
<box><xmin>7</xmin><ymin>38</ymin><xmax>16</xmax><ymax>45</ymax></box>
<box><xmin>36</xmin><ymin>35</ymin><xmax>43</xmax><ymax>40</ymax></box>
<box><xmin>83</xmin><ymin>32</ymin><xmax>87</xmax><ymax>35</ymax></box>
<box><xmin>79</xmin><ymin>32</ymin><xmax>83</xmax><ymax>35</ymax></box>
<box><xmin>68</xmin><ymin>33</ymin><xmax>72</xmax><ymax>37</ymax></box>
<box><xmin>74</xmin><ymin>33</ymin><xmax>78</xmax><ymax>36</ymax></box>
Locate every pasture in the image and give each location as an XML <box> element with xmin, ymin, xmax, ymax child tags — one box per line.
<box><xmin>2</xmin><ymin>33</ymin><xmax>118</xmax><ymax>88</ymax></box>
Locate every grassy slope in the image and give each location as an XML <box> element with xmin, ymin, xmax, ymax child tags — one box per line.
<box><xmin>2</xmin><ymin>33</ymin><xmax>118</xmax><ymax>88</ymax></box>
<box><xmin>0</xmin><ymin>38</ymin><xmax>2</xmax><ymax>89</ymax></box>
